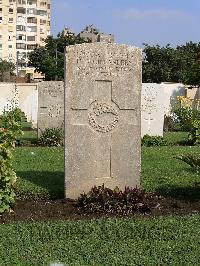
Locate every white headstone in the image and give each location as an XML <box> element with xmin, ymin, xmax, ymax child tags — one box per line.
<box><xmin>162</xmin><ymin>82</ymin><xmax>185</xmax><ymax>115</ymax></box>
<box><xmin>17</xmin><ymin>84</ymin><xmax>38</xmax><ymax>128</ymax></box>
<box><xmin>141</xmin><ymin>83</ymin><xmax>165</xmax><ymax>137</ymax></box>
<box><xmin>0</xmin><ymin>83</ymin><xmax>19</xmax><ymax>113</ymax></box>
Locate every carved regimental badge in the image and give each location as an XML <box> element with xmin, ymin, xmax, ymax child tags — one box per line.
<box><xmin>88</xmin><ymin>101</ymin><xmax>119</xmax><ymax>133</ymax></box>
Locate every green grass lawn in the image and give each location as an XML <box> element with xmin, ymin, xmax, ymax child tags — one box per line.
<box><xmin>22</xmin><ymin>130</ymin><xmax>37</xmax><ymax>142</ymax></box>
<box><xmin>14</xmin><ymin>147</ymin><xmax>64</xmax><ymax>199</ymax></box>
<box><xmin>13</xmin><ymin>145</ymin><xmax>199</xmax><ymax>201</ymax></box>
<box><xmin>141</xmin><ymin>146</ymin><xmax>200</xmax><ymax>199</ymax></box>
<box><xmin>0</xmin><ymin>133</ymin><xmax>199</xmax><ymax>265</ymax></box>
<box><xmin>163</xmin><ymin>131</ymin><xmax>188</xmax><ymax>145</ymax></box>
<box><xmin>0</xmin><ymin>215</ymin><xmax>200</xmax><ymax>266</ymax></box>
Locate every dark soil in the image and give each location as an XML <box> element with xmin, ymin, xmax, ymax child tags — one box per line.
<box><xmin>1</xmin><ymin>195</ymin><xmax>200</xmax><ymax>224</ymax></box>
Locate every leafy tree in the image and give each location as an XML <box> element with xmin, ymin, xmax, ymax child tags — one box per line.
<box><xmin>143</xmin><ymin>44</ymin><xmax>176</xmax><ymax>83</ymax></box>
<box><xmin>29</xmin><ymin>31</ymin><xmax>89</xmax><ymax>81</ymax></box>
<box><xmin>0</xmin><ymin>60</ymin><xmax>15</xmax><ymax>82</ymax></box>
<box><xmin>142</xmin><ymin>42</ymin><xmax>200</xmax><ymax>86</ymax></box>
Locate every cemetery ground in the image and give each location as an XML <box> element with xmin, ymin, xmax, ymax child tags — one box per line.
<box><xmin>0</xmin><ymin>131</ymin><xmax>200</xmax><ymax>265</ymax></box>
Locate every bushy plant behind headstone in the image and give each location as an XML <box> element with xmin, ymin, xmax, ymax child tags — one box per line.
<box><xmin>170</xmin><ymin>96</ymin><xmax>200</xmax><ymax>145</ymax></box>
<box><xmin>0</xmin><ymin>109</ymin><xmax>22</xmax><ymax>213</ymax></box>
<box><xmin>38</xmin><ymin>127</ymin><xmax>64</xmax><ymax>147</ymax></box>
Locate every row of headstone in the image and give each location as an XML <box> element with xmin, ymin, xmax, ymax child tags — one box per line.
<box><xmin>0</xmin><ymin>43</ymin><xmax>193</xmax><ymax>199</ymax></box>
<box><xmin>0</xmin><ymin>83</ymin><xmax>38</xmax><ymax>128</ymax></box>
<box><xmin>37</xmin><ymin>81</ymin><xmax>185</xmax><ymax>138</ymax></box>
<box><xmin>0</xmin><ymin>81</ymin><xmax>185</xmax><ymax>137</ymax></box>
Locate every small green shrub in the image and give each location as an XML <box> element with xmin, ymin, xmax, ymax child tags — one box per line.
<box><xmin>38</xmin><ymin>127</ymin><xmax>64</xmax><ymax>147</ymax></box>
<box><xmin>164</xmin><ymin>115</ymin><xmax>182</xmax><ymax>132</ymax></box>
<box><xmin>172</xmin><ymin>107</ymin><xmax>199</xmax><ymax>132</ymax></box>
<box><xmin>170</xmin><ymin>96</ymin><xmax>200</xmax><ymax>132</ymax></box>
<box><xmin>188</xmin><ymin>120</ymin><xmax>200</xmax><ymax>145</ymax></box>
<box><xmin>77</xmin><ymin>185</ymin><xmax>150</xmax><ymax>214</ymax></box>
<box><xmin>174</xmin><ymin>153</ymin><xmax>200</xmax><ymax>170</ymax></box>
<box><xmin>141</xmin><ymin>135</ymin><xmax>168</xmax><ymax>147</ymax></box>
<box><xmin>15</xmin><ymin>139</ymin><xmax>32</xmax><ymax>147</ymax></box>
<box><xmin>0</xmin><ymin>108</ymin><xmax>23</xmax><ymax>130</ymax></box>
<box><xmin>0</xmin><ymin>109</ymin><xmax>22</xmax><ymax>213</ymax></box>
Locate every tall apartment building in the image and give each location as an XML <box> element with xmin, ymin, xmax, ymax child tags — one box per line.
<box><xmin>0</xmin><ymin>0</ymin><xmax>51</xmax><ymax>77</ymax></box>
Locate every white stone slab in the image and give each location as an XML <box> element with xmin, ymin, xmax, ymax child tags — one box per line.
<box><xmin>141</xmin><ymin>83</ymin><xmax>165</xmax><ymax>137</ymax></box>
<box><xmin>17</xmin><ymin>84</ymin><xmax>38</xmax><ymax>128</ymax></box>
<box><xmin>162</xmin><ymin>82</ymin><xmax>185</xmax><ymax>115</ymax></box>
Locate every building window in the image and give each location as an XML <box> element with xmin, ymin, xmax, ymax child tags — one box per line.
<box><xmin>27</xmin><ymin>44</ymin><xmax>37</xmax><ymax>50</ymax></box>
<box><xmin>37</xmin><ymin>10</ymin><xmax>47</xmax><ymax>16</ymax></box>
<box><xmin>27</xmin><ymin>17</ymin><xmax>37</xmax><ymax>23</ymax></box>
<box><xmin>0</xmin><ymin>17</ymin><xmax>2</xmax><ymax>23</ymax></box>
<box><xmin>40</xmin><ymin>28</ymin><xmax>44</xmax><ymax>34</ymax></box>
<box><xmin>9</xmin><ymin>44</ymin><xmax>12</xmax><ymax>49</ymax></box>
<box><xmin>27</xmin><ymin>0</ymin><xmax>36</xmax><ymax>5</ymax></box>
<box><xmin>17</xmin><ymin>34</ymin><xmax>26</xmax><ymax>40</ymax></box>
<box><xmin>40</xmin><ymin>1</ymin><xmax>47</xmax><ymax>6</ymax></box>
<box><xmin>17</xmin><ymin>7</ymin><xmax>26</xmax><ymax>14</ymax></box>
<box><xmin>0</xmin><ymin>44</ymin><xmax>2</xmax><ymax>49</ymax></box>
<box><xmin>0</xmin><ymin>8</ymin><xmax>2</xmax><ymax>12</ymax></box>
<box><xmin>9</xmin><ymin>18</ymin><xmax>13</xmax><ymax>23</ymax></box>
<box><xmin>40</xmin><ymin>19</ymin><xmax>46</xmax><ymax>25</ymax></box>
<box><xmin>17</xmin><ymin>16</ymin><xmax>26</xmax><ymax>23</ymax></box>
<box><xmin>27</xmin><ymin>36</ymin><xmax>35</xmax><ymax>41</ymax></box>
<box><xmin>27</xmin><ymin>26</ymin><xmax>37</xmax><ymax>32</ymax></box>
<box><xmin>18</xmin><ymin>0</ymin><xmax>26</xmax><ymax>4</ymax></box>
<box><xmin>17</xmin><ymin>25</ymin><xmax>26</xmax><ymax>31</ymax></box>
<box><xmin>27</xmin><ymin>8</ymin><xmax>37</xmax><ymax>15</ymax></box>
<box><xmin>16</xmin><ymin>43</ymin><xmax>26</xmax><ymax>49</ymax></box>
<box><xmin>9</xmin><ymin>8</ymin><xmax>13</xmax><ymax>13</ymax></box>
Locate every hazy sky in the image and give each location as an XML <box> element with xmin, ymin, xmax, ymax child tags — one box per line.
<box><xmin>51</xmin><ymin>0</ymin><xmax>200</xmax><ymax>47</ymax></box>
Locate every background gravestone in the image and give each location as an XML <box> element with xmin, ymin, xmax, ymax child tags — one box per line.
<box><xmin>17</xmin><ymin>83</ymin><xmax>38</xmax><ymax>128</ymax></box>
<box><xmin>186</xmin><ymin>87</ymin><xmax>200</xmax><ymax>101</ymax></box>
<box><xmin>162</xmin><ymin>82</ymin><xmax>185</xmax><ymax>116</ymax></box>
<box><xmin>37</xmin><ymin>81</ymin><xmax>64</xmax><ymax>135</ymax></box>
<box><xmin>0</xmin><ymin>83</ymin><xmax>18</xmax><ymax>113</ymax></box>
<box><xmin>141</xmin><ymin>83</ymin><xmax>165</xmax><ymax>137</ymax></box>
<box><xmin>65</xmin><ymin>43</ymin><xmax>142</xmax><ymax>199</ymax></box>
